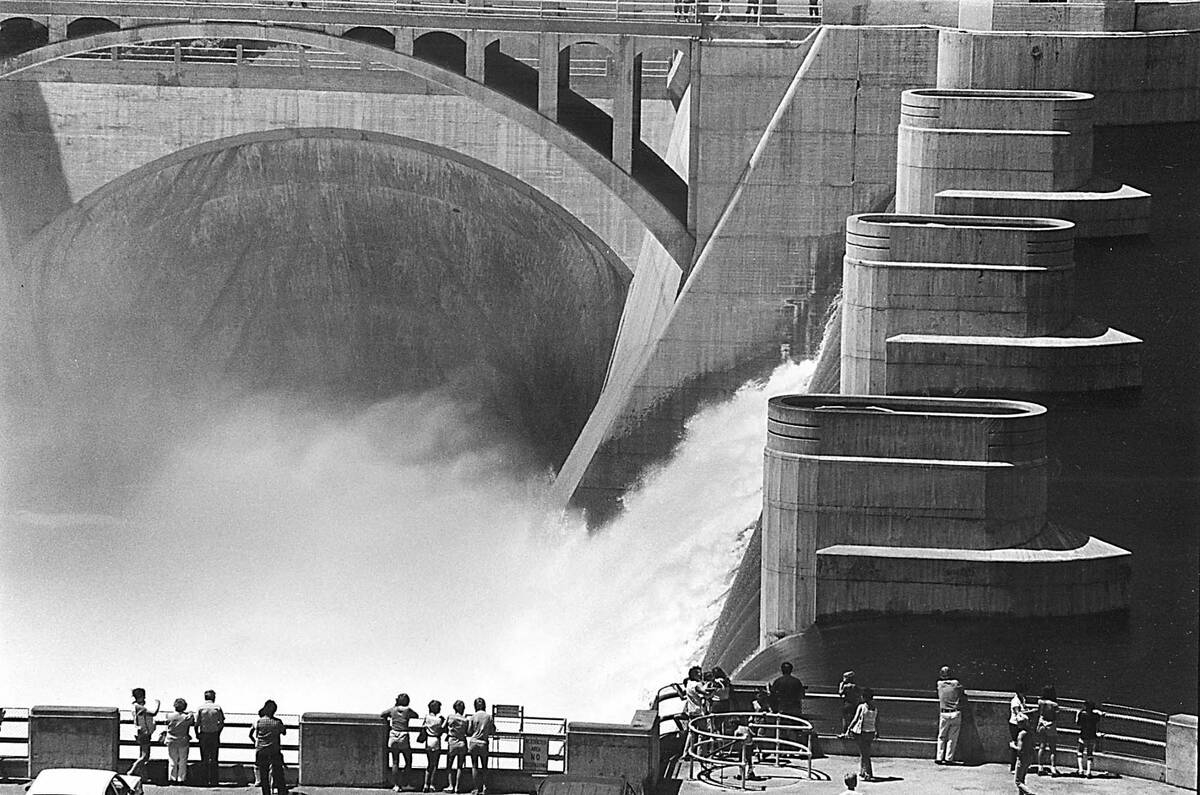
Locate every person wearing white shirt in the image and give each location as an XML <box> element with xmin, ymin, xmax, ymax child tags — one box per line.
<box><xmin>846</xmin><ymin>688</ymin><xmax>879</xmax><ymax>782</ymax></box>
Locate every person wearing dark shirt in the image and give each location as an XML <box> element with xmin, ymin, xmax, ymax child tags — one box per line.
<box><xmin>249</xmin><ymin>700</ymin><xmax>287</xmax><ymax>795</ymax></box>
<box><xmin>769</xmin><ymin>661</ymin><xmax>806</xmax><ymax>762</ymax></box>
<box><xmin>466</xmin><ymin>698</ymin><xmax>495</xmax><ymax>795</ymax></box>
<box><xmin>1075</xmin><ymin>701</ymin><xmax>1105</xmax><ymax>778</ymax></box>
<box><xmin>383</xmin><ymin>693</ymin><xmax>420</xmax><ymax>792</ymax></box>
<box><xmin>838</xmin><ymin>671</ymin><xmax>862</xmax><ymax>735</ymax></box>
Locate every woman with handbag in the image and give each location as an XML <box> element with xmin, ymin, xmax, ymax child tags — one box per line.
<box><xmin>421</xmin><ymin>700</ymin><xmax>448</xmax><ymax>793</ymax></box>
<box><xmin>846</xmin><ymin>688</ymin><xmax>878</xmax><ymax>782</ymax></box>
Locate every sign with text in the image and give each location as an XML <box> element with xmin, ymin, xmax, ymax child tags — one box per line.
<box><xmin>522</xmin><ymin>735</ymin><xmax>550</xmax><ymax>772</ymax></box>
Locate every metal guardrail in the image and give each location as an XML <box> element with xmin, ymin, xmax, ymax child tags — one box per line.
<box><xmin>0</xmin><ymin>0</ymin><xmax>823</xmax><ymax>27</ymax></box>
<box><xmin>686</xmin><ymin>712</ymin><xmax>814</xmax><ymax>790</ymax></box>
<box><xmin>0</xmin><ymin>708</ymin><xmax>567</xmax><ymax>773</ymax></box>
<box><xmin>650</xmin><ymin>682</ymin><xmax>1174</xmax><ymax>766</ymax></box>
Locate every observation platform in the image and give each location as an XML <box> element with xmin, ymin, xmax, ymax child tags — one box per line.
<box><xmin>0</xmin><ymin>765</ymin><xmax>1185</xmax><ymax>795</ymax></box>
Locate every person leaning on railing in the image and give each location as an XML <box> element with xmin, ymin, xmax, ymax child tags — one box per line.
<box><xmin>845</xmin><ymin>688</ymin><xmax>878</xmax><ymax>782</ymax></box>
<box><xmin>935</xmin><ymin>666</ymin><xmax>963</xmax><ymax>765</ymax></box>
<box><xmin>127</xmin><ymin>688</ymin><xmax>161</xmax><ymax>780</ymax></box>
<box><xmin>249</xmin><ymin>700</ymin><xmax>289</xmax><ymax>795</ymax></box>
<box><xmin>196</xmin><ymin>690</ymin><xmax>226</xmax><ymax>787</ymax></box>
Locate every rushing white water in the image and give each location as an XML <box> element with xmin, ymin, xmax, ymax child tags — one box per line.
<box><xmin>0</xmin><ymin>359</ymin><xmax>812</xmax><ymax>722</ymax></box>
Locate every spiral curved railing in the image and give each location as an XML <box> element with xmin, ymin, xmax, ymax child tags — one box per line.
<box><xmin>685</xmin><ymin>711</ymin><xmax>814</xmax><ymax>790</ymax></box>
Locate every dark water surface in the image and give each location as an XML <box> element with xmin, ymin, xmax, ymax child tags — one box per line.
<box><xmin>734</xmin><ymin>123</ymin><xmax>1199</xmax><ymax>716</ymax></box>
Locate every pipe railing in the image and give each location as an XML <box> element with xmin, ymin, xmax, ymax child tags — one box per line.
<box><xmin>0</xmin><ymin>708</ymin><xmax>567</xmax><ymax>775</ymax></box>
<box><xmin>55</xmin><ymin>39</ymin><xmax>674</xmax><ymax>80</ymax></box>
<box><xmin>650</xmin><ymin>682</ymin><xmax>1174</xmax><ymax>765</ymax></box>
<box><xmin>686</xmin><ymin>712</ymin><xmax>814</xmax><ymax>789</ymax></box>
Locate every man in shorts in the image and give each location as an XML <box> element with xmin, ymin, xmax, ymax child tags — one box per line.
<box><xmin>382</xmin><ymin>694</ymin><xmax>419</xmax><ymax>791</ymax></box>
<box><xmin>444</xmin><ymin>701</ymin><xmax>469</xmax><ymax>793</ymax></box>
<box><xmin>466</xmin><ymin>698</ymin><xmax>495</xmax><ymax>795</ymax></box>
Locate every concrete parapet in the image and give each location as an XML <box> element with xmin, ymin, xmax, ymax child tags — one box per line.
<box><xmin>28</xmin><ymin>706</ymin><xmax>121</xmax><ymax>777</ymax></box>
<box><xmin>934</xmin><ymin>183</ymin><xmax>1151</xmax><ymax>238</ymax></box>
<box><xmin>896</xmin><ymin>88</ymin><xmax>1094</xmax><ymax>214</ymax></box>
<box><xmin>845</xmin><ymin>212</ymin><xmax>1076</xmax><ymax>268</ymax></box>
<box><xmin>1167</xmin><ymin>714</ymin><xmax>1198</xmax><ymax>790</ymax></box>
<box><xmin>885</xmin><ymin>326</ymin><xmax>1143</xmax><ymax>394</ymax></box>
<box><xmin>566</xmin><ymin>712</ymin><xmax>660</xmax><ymax>795</ymax></box>
<box><xmin>298</xmin><ymin>712</ymin><xmax>387</xmax><ymax>787</ymax></box>
<box><xmin>822</xmin><ymin>0</ymin><xmax>961</xmax><ymax>25</ymax></box>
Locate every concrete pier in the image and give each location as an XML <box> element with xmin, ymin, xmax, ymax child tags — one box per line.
<box><xmin>761</xmin><ymin>394</ymin><xmax>1129</xmax><ymax>641</ymax></box>
<box><xmin>840</xmin><ymin>212</ymin><xmax>1141</xmax><ymax>396</ymax></box>
<box><xmin>896</xmin><ymin>87</ymin><xmax>1150</xmax><ymax>237</ymax></box>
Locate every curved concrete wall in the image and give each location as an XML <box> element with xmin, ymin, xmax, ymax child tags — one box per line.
<box><xmin>896</xmin><ymin>88</ymin><xmax>1094</xmax><ymax>213</ymax></box>
<box><xmin>841</xmin><ymin>213</ymin><xmax>1077</xmax><ymax>394</ymax></box>
<box><xmin>936</xmin><ymin>29</ymin><xmax>1200</xmax><ymax>126</ymax></box>
<box><xmin>761</xmin><ymin>394</ymin><xmax>1049</xmax><ymax>640</ymax></box>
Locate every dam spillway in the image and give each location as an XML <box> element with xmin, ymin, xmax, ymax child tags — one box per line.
<box><xmin>3</xmin><ymin>130</ymin><xmax>630</xmax><ymax>502</ymax></box>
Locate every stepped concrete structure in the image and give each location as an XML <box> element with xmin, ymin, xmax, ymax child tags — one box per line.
<box><xmin>897</xmin><ymin>87</ymin><xmax>1151</xmax><ymax>236</ymax></box>
<box><xmin>840</xmin><ymin>212</ymin><xmax>1142</xmax><ymax>396</ymax></box>
<box><xmin>760</xmin><ymin>394</ymin><xmax>1130</xmax><ymax>642</ymax></box>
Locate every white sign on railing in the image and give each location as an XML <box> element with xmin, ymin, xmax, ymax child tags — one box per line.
<box><xmin>522</xmin><ymin>735</ymin><xmax>550</xmax><ymax>772</ymax></box>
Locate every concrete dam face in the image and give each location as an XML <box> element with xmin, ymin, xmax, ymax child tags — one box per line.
<box><xmin>3</xmin><ymin>131</ymin><xmax>630</xmax><ymax>505</ymax></box>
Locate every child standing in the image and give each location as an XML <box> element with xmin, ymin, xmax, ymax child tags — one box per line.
<box><xmin>732</xmin><ymin>717</ymin><xmax>757</xmax><ymax>780</ymax></box>
<box><xmin>1075</xmin><ymin>701</ymin><xmax>1106</xmax><ymax>778</ymax></box>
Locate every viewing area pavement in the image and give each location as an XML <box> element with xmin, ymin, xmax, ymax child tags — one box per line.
<box><xmin>0</xmin><ymin>684</ymin><xmax>1194</xmax><ymax>793</ymax></box>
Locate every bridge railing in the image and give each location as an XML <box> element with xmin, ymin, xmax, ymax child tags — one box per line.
<box><xmin>57</xmin><ymin>38</ymin><xmax>674</xmax><ymax>80</ymax></box>
<box><xmin>0</xmin><ymin>0</ymin><xmax>822</xmax><ymax>27</ymax></box>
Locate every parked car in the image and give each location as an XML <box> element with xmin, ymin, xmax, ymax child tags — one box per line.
<box><xmin>27</xmin><ymin>769</ymin><xmax>143</xmax><ymax>795</ymax></box>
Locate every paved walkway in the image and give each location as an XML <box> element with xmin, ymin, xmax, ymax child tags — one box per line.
<box><xmin>676</xmin><ymin>759</ymin><xmax>1177</xmax><ymax>794</ymax></box>
<box><xmin>0</xmin><ymin>762</ymin><xmax>1183</xmax><ymax>795</ymax></box>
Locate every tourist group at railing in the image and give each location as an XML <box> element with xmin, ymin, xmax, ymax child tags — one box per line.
<box><xmin>655</xmin><ymin>660</ymin><xmax>1188</xmax><ymax>792</ymax></box>
<box><xmin>2</xmin><ymin>668</ymin><xmax>1193</xmax><ymax>792</ymax></box>
<box><xmin>0</xmin><ymin>691</ymin><xmax>567</xmax><ymax>793</ymax></box>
